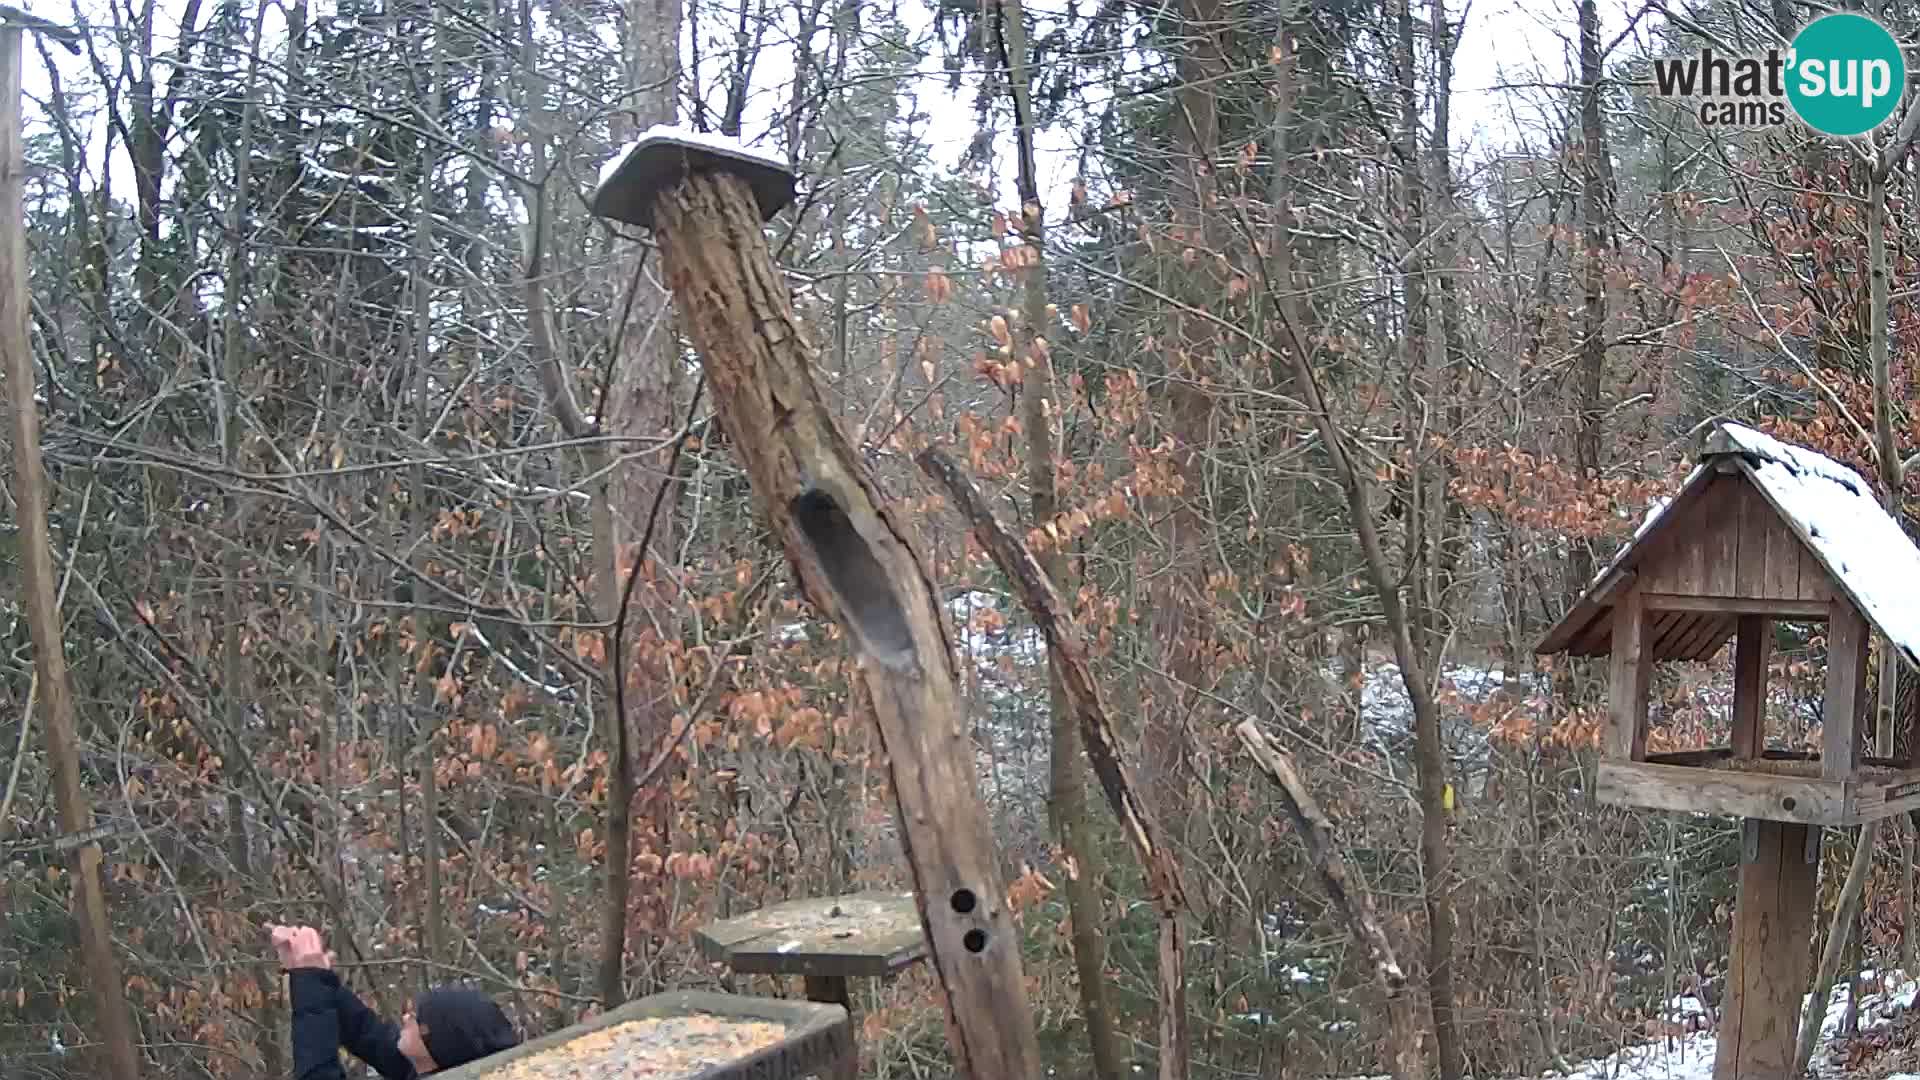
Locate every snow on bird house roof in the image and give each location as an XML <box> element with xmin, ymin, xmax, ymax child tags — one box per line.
<box><xmin>1535</xmin><ymin>421</ymin><xmax>1920</xmax><ymax>671</ymax></box>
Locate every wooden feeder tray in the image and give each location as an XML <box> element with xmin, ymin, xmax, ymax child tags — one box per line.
<box><xmin>434</xmin><ymin>990</ymin><xmax>850</xmax><ymax>1080</ymax></box>
<box><xmin>591</xmin><ymin>128</ymin><xmax>798</xmax><ymax>230</ymax></box>
<box><xmin>694</xmin><ymin>891</ymin><xmax>927</xmax><ymax>979</ymax></box>
<box><xmin>1601</xmin><ymin>747</ymin><xmax>1920</xmax><ymax>826</ymax></box>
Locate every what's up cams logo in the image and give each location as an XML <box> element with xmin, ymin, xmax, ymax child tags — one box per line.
<box><xmin>1651</xmin><ymin>13</ymin><xmax>1908</xmax><ymax>137</ymax></box>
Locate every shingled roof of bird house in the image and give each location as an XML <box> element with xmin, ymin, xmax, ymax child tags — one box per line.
<box><xmin>1536</xmin><ymin>421</ymin><xmax>1920</xmax><ymax>668</ymax></box>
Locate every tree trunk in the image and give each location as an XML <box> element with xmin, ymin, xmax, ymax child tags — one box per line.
<box><xmin>0</xmin><ymin>27</ymin><xmax>142</xmax><ymax>1079</ymax></box>
<box><xmin>1571</xmin><ymin>0</ymin><xmax>1613</xmax><ymax>592</ymax></box>
<box><xmin>993</xmin><ymin>3</ymin><xmax>1126</xmax><ymax>1077</ymax></box>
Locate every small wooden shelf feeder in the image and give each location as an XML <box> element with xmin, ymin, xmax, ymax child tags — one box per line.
<box><xmin>1537</xmin><ymin>420</ymin><xmax>1920</xmax><ymax>1078</ymax></box>
<box><xmin>695</xmin><ymin>891</ymin><xmax>928</xmax><ymax>1079</ymax></box>
<box><xmin>433</xmin><ymin>990</ymin><xmax>850</xmax><ymax>1080</ymax></box>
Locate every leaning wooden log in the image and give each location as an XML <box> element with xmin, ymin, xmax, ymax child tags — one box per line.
<box><xmin>590</xmin><ymin>128</ymin><xmax>1043</xmax><ymax>1080</ymax></box>
<box><xmin>916</xmin><ymin>446</ymin><xmax>1190</xmax><ymax>1080</ymax></box>
<box><xmin>1234</xmin><ymin>719</ymin><xmax>1427</xmax><ymax>1080</ymax></box>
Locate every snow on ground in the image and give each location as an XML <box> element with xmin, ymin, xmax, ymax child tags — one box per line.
<box><xmin>1336</xmin><ymin>972</ymin><xmax>1920</xmax><ymax>1080</ymax></box>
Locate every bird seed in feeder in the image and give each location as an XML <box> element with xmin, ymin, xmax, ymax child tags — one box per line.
<box><xmin>476</xmin><ymin>1015</ymin><xmax>790</xmax><ymax>1079</ymax></box>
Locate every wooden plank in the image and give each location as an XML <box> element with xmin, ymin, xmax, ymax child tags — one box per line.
<box><xmin>1640</xmin><ymin>593</ymin><xmax>1829</xmax><ymax>618</ymax></box>
<box><xmin>1595</xmin><ymin>760</ymin><xmax>1848</xmax><ymax>824</ymax></box>
<box><xmin>1647</xmin><ymin>747</ymin><xmax>1736</xmax><ymax>767</ymax></box>
<box><xmin>1732</xmin><ymin>616</ymin><xmax>1771</xmax><ymax>758</ymax></box>
<box><xmin>1825</xmin><ymin>601</ymin><xmax>1870</xmax><ymax>781</ymax></box>
<box><xmin>1714</xmin><ymin>820</ymin><xmax>1817</xmax><ymax>1080</ymax></box>
<box><xmin>1762</xmin><ymin>497</ymin><xmax>1802</xmax><ymax>601</ymax></box>
<box><xmin>694</xmin><ymin>892</ymin><xmax>928</xmax><ymax>978</ymax></box>
<box><xmin>1648</xmin><ymin>609</ymin><xmax>1693</xmax><ymax>656</ymax></box>
<box><xmin>1572</xmin><ymin>615</ymin><xmax>1613</xmax><ymax>657</ymax></box>
<box><xmin>1857</xmin><ymin>770</ymin><xmax>1920</xmax><ymax>822</ymax></box>
<box><xmin>1674</xmin><ymin>614</ymin><xmax>1732</xmax><ymax>661</ymax></box>
<box><xmin>1703</xmin><ymin>479</ymin><xmax>1740</xmax><ymax>595</ymax></box>
<box><xmin>1607</xmin><ymin>588</ymin><xmax>1652</xmax><ymax>761</ymax></box>
<box><xmin>433</xmin><ymin>990</ymin><xmax>852</xmax><ymax>1080</ymax></box>
<box><xmin>1798</xmin><ymin>540</ymin><xmax>1832</xmax><ymax>602</ymax></box>
<box><xmin>1905</xmin><ymin>662</ymin><xmax>1920</xmax><ymax>769</ymax></box>
<box><xmin>1734</xmin><ymin>481</ymin><xmax>1772</xmax><ymax>598</ymax></box>
<box><xmin>1685</xmin><ymin>622</ymin><xmax>1738</xmax><ymax>662</ymax></box>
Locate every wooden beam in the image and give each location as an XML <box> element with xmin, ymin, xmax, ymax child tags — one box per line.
<box><xmin>1825</xmin><ymin>601</ymin><xmax>1870</xmax><ymax>782</ymax></box>
<box><xmin>0</xmin><ymin>26</ymin><xmax>142</xmax><ymax>1080</ymax></box>
<box><xmin>1596</xmin><ymin>761</ymin><xmax>1847</xmax><ymax>825</ymax></box>
<box><xmin>1607</xmin><ymin>587</ymin><xmax>1652</xmax><ymax>761</ymax></box>
<box><xmin>1714</xmin><ymin>820</ymin><xmax>1817</xmax><ymax>1079</ymax></box>
<box><xmin>1640</xmin><ymin>594</ymin><xmax>1829</xmax><ymax>618</ymax></box>
<box><xmin>1732</xmin><ymin>616</ymin><xmax>1771</xmax><ymax>759</ymax></box>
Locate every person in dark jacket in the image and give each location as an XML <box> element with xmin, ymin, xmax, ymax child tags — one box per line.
<box><xmin>270</xmin><ymin>924</ymin><xmax>521</xmax><ymax>1079</ymax></box>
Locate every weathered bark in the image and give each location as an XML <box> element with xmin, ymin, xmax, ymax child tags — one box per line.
<box><xmin>1392</xmin><ymin>0</ymin><xmax>1460</xmax><ymax>1073</ymax></box>
<box><xmin>646</xmin><ymin>168</ymin><xmax>1043</xmax><ymax>1080</ymax></box>
<box><xmin>992</xmin><ymin>1</ymin><xmax>1125</xmax><ymax>1074</ymax></box>
<box><xmin>1150</xmin><ymin>1</ymin><xmax>1227</xmax><ymax>1069</ymax></box>
<box><xmin>1234</xmin><ymin>720</ymin><xmax>1425</xmax><ymax>1079</ymax></box>
<box><xmin>1570</xmin><ymin>0</ymin><xmax>1613</xmax><ymax>592</ymax></box>
<box><xmin>0</xmin><ymin>26</ymin><xmax>142</xmax><ymax>1080</ymax></box>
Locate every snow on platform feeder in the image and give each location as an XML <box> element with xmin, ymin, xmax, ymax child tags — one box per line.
<box><xmin>433</xmin><ymin>991</ymin><xmax>850</xmax><ymax>1080</ymax></box>
<box><xmin>591</xmin><ymin>125</ymin><xmax>796</xmax><ymax>230</ymax></box>
<box><xmin>1536</xmin><ymin>420</ymin><xmax>1920</xmax><ymax>1079</ymax></box>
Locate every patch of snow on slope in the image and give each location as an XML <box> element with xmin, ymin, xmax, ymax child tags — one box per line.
<box><xmin>1335</xmin><ymin>970</ymin><xmax>1919</xmax><ymax>1080</ymax></box>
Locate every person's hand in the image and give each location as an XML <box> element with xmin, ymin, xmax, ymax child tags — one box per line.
<box><xmin>268</xmin><ymin>924</ymin><xmax>335</xmax><ymax>971</ymax></box>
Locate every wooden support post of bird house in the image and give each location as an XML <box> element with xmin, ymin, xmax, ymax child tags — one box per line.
<box><xmin>1714</xmin><ymin>818</ymin><xmax>1817</xmax><ymax>1079</ymax></box>
<box><xmin>0</xmin><ymin>21</ymin><xmax>142</xmax><ymax>1080</ymax></box>
<box><xmin>590</xmin><ymin>132</ymin><xmax>1044</xmax><ymax>1080</ymax></box>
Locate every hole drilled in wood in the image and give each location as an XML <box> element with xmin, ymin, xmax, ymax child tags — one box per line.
<box><xmin>1781</xmin><ymin>796</ymin><xmax>1797</xmax><ymax>812</ymax></box>
<box><xmin>949</xmin><ymin>888</ymin><xmax>977</xmax><ymax>914</ymax></box>
<box><xmin>962</xmin><ymin>928</ymin><xmax>988</xmax><ymax>953</ymax></box>
<box><xmin>790</xmin><ymin>488</ymin><xmax>917</xmax><ymax>673</ymax></box>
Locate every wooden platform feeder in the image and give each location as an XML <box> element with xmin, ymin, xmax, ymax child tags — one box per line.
<box><xmin>695</xmin><ymin>891</ymin><xmax>928</xmax><ymax>1079</ymax></box>
<box><xmin>433</xmin><ymin>990</ymin><xmax>850</xmax><ymax>1080</ymax></box>
<box><xmin>1536</xmin><ymin>420</ymin><xmax>1920</xmax><ymax>1078</ymax></box>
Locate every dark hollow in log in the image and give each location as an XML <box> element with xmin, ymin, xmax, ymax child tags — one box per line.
<box><xmin>790</xmin><ymin>487</ymin><xmax>918</xmax><ymax>674</ymax></box>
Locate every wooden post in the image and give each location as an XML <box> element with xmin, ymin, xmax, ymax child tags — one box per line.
<box><xmin>591</xmin><ymin>135</ymin><xmax>1043</xmax><ymax>1079</ymax></box>
<box><xmin>1826</xmin><ymin>601</ymin><xmax>1869</xmax><ymax>780</ymax></box>
<box><xmin>0</xmin><ymin>24</ymin><xmax>142</xmax><ymax>1080</ymax></box>
<box><xmin>1714</xmin><ymin>819</ymin><xmax>1817</xmax><ymax>1079</ymax></box>
<box><xmin>802</xmin><ymin>975</ymin><xmax>855</xmax><ymax>1080</ymax></box>
<box><xmin>1731</xmin><ymin>615</ymin><xmax>1769</xmax><ymax>760</ymax></box>
<box><xmin>1607</xmin><ymin>587</ymin><xmax>1651</xmax><ymax>761</ymax></box>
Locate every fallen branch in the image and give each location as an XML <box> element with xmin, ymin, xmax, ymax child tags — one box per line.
<box><xmin>1234</xmin><ymin>719</ymin><xmax>1426</xmax><ymax>1080</ymax></box>
<box><xmin>916</xmin><ymin>446</ymin><xmax>1189</xmax><ymax>1078</ymax></box>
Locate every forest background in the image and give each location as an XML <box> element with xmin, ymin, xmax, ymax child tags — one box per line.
<box><xmin>0</xmin><ymin>0</ymin><xmax>1915</xmax><ymax>1075</ymax></box>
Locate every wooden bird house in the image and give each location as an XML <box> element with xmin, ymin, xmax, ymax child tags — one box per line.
<box><xmin>1537</xmin><ymin>421</ymin><xmax>1920</xmax><ymax>826</ymax></box>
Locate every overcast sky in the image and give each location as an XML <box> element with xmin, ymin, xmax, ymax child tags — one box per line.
<box><xmin>8</xmin><ymin>0</ymin><xmax>1641</xmax><ymax>231</ymax></box>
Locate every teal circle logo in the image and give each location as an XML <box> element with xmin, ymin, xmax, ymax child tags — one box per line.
<box><xmin>1787</xmin><ymin>13</ymin><xmax>1906</xmax><ymax>137</ymax></box>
